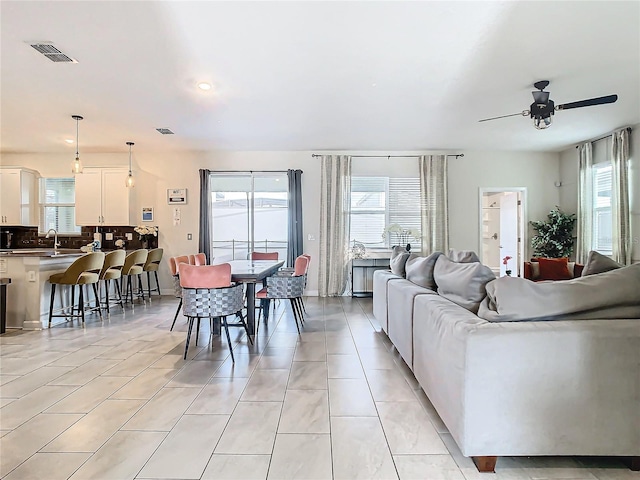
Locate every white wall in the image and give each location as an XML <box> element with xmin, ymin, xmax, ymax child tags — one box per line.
<box><xmin>2</xmin><ymin>148</ymin><xmax>562</xmax><ymax>293</ymax></box>
<box><xmin>558</xmin><ymin>124</ymin><xmax>640</xmax><ymax>263</ymax></box>
<box><xmin>448</xmin><ymin>151</ymin><xmax>561</xmax><ymax>260</ymax></box>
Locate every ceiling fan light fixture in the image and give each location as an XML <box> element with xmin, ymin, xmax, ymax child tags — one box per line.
<box><xmin>533</xmin><ymin>115</ymin><xmax>553</xmax><ymax>130</ymax></box>
<box><xmin>71</xmin><ymin>115</ymin><xmax>84</xmax><ymax>174</ymax></box>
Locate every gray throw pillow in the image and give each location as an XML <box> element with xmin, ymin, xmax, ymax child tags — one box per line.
<box><xmin>582</xmin><ymin>250</ymin><xmax>623</xmax><ymax>276</ymax></box>
<box><xmin>447</xmin><ymin>249</ymin><xmax>480</xmax><ymax>263</ymax></box>
<box><xmin>405</xmin><ymin>252</ymin><xmax>443</xmax><ymax>290</ymax></box>
<box><xmin>434</xmin><ymin>255</ymin><xmax>496</xmax><ymax>313</ymax></box>
<box><xmin>390</xmin><ymin>246</ymin><xmax>411</xmax><ymax>277</ymax></box>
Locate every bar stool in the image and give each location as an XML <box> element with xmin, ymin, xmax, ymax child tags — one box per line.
<box><xmin>121</xmin><ymin>249</ymin><xmax>148</xmax><ymax>305</ymax></box>
<box><xmin>99</xmin><ymin>250</ymin><xmax>125</xmax><ymax>314</ymax></box>
<box><xmin>169</xmin><ymin>255</ymin><xmax>190</xmax><ymax>331</ymax></box>
<box><xmin>143</xmin><ymin>248</ymin><xmax>164</xmax><ymax>298</ymax></box>
<box><xmin>180</xmin><ymin>263</ymin><xmax>252</xmax><ymax>361</ymax></box>
<box><xmin>48</xmin><ymin>252</ymin><xmax>105</xmax><ymax>327</ymax></box>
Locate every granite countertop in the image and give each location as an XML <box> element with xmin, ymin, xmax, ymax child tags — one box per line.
<box><xmin>0</xmin><ymin>248</ymin><xmax>85</xmax><ymax>257</ymax></box>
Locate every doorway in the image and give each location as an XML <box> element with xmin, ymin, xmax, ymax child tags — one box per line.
<box><xmin>478</xmin><ymin>188</ymin><xmax>526</xmax><ymax>277</ymax></box>
<box><xmin>209</xmin><ymin>172</ymin><xmax>288</xmax><ymax>261</ymax></box>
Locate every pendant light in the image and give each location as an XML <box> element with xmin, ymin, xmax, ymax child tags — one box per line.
<box><xmin>125</xmin><ymin>141</ymin><xmax>135</xmax><ymax>188</ymax></box>
<box><xmin>71</xmin><ymin>115</ymin><xmax>83</xmax><ymax>174</ymax></box>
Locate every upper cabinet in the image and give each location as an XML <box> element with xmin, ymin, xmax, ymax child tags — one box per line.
<box><xmin>0</xmin><ymin>168</ymin><xmax>38</xmax><ymax>226</ymax></box>
<box><xmin>75</xmin><ymin>168</ymin><xmax>133</xmax><ymax>226</ymax></box>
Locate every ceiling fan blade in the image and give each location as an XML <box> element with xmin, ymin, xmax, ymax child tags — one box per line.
<box><xmin>557</xmin><ymin>94</ymin><xmax>618</xmax><ymax>111</ymax></box>
<box><xmin>478</xmin><ymin>111</ymin><xmax>527</xmax><ymax>122</ymax></box>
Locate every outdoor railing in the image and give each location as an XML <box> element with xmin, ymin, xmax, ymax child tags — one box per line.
<box><xmin>211</xmin><ymin>239</ymin><xmax>288</xmax><ymax>261</ymax></box>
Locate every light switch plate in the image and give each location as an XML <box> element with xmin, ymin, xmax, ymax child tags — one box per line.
<box><xmin>187</xmin><ymin>233</ymin><xmax>192</xmax><ymax>241</ymax></box>
<box><xmin>126</xmin><ymin>233</ymin><xmax>133</xmax><ymax>241</ymax></box>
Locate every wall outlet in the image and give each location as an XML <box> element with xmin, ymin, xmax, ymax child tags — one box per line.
<box><xmin>307</xmin><ymin>234</ymin><xmax>316</xmax><ymax>241</ymax></box>
<box><xmin>105</xmin><ymin>233</ymin><xmax>114</xmax><ymax>241</ymax></box>
<box><xmin>126</xmin><ymin>233</ymin><xmax>133</xmax><ymax>241</ymax></box>
<box><xmin>187</xmin><ymin>233</ymin><xmax>193</xmax><ymax>241</ymax></box>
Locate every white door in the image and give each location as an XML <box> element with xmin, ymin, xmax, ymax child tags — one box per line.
<box><xmin>499</xmin><ymin>193</ymin><xmax>518</xmax><ymax>276</ymax></box>
<box><xmin>75</xmin><ymin>170</ymin><xmax>103</xmax><ymax>225</ymax></box>
<box><xmin>101</xmin><ymin>169</ymin><xmax>130</xmax><ymax>225</ymax></box>
<box><xmin>0</xmin><ymin>170</ymin><xmax>22</xmax><ymax>224</ymax></box>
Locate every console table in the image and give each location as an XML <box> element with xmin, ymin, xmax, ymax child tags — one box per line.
<box><xmin>351</xmin><ymin>258</ymin><xmax>390</xmax><ymax>297</ymax></box>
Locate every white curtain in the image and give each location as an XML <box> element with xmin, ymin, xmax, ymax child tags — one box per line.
<box><xmin>576</xmin><ymin>142</ymin><xmax>593</xmax><ymax>264</ymax></box>
<box><xmin>318</xmin><ymin>155</ymin><xmax>351</xmax><ymax>296</ymax></box>
<box><xmin>419</xmin><ymin>155</ymin><xmax>448</xmax><ymax>254</ymax></box>
<box><xmin>611</xmin><ymin>128</ymin><xmax>632</xmax><ymax>265</ymax></box>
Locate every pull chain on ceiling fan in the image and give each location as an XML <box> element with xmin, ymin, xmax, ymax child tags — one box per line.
<box><xmin>479</xmin><ymin>80</ymin><xmax>618</xmax><ymax>129</ymax></box>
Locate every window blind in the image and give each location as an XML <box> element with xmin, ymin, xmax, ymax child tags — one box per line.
<box><xmin>592</xmin><ymin>164</ymin><xmax>612</xmax><ymax>253</ymax></box>
<box><xmin>350</xmin><ymin>177</ymin><xmax>421</xmax><ymax>250</ymax></box>
<box><xmin>39</xmin><ymin>178</ymin><xmax>80</xmax><ymax>234</ymax></box>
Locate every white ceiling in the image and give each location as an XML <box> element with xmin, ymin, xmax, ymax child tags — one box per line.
<box><xmin>1</xmin><ymin>1</ymin><xmax>639</xmax><ymax>155</ymax></box>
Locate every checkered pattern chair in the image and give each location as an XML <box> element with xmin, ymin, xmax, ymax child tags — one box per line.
<box><xmin>180</xmin><ymin>263</ymin><xmax>252</xmax><ymax>361</ymax></box>
<box><xmin>256</xmin><ymin>255</ymin><xmax>308</xmax><ymax>333</ymax></box>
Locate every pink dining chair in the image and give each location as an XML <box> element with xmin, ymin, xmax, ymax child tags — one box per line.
<box><xmin>169</xmin><ymin>255</ymin><xmax>191</xmax><ymax>331</ymax></box>
<box><xmin>251</xmin><ymin>251</ymin><xmax>279</xmax><ymax>261</ymax></box>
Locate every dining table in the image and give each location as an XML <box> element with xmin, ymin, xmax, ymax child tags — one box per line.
<box><xmin>219</xmin><ymin>259</ymin><xmax>284</xmax><ymax>335</ymax></box>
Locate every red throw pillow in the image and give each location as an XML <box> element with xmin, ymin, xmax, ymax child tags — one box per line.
<box><xmin>537</xmin><ymin>257</ymin><xmax>572</xmax><ymax>280</ymax></box>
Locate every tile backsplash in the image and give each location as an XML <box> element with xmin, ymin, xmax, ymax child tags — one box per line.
<box><xmin>2</xmin><ymin>226</ymin><xmax>158</xmax><ymax>250</ymax></box>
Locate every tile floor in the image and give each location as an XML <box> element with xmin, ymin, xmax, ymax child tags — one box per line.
<box><xmin>0</xmin><ymin>296</ymin><xmax>637</xmax><ymax>480</ymax></box>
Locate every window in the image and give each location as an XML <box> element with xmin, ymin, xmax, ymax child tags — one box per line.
<box><xmin>39</xmin><ymin>178</ymin><xmax>80</xmax><ymax>234</ymax></box>
<box><xmin>592</xmin><ymin>164</ymin><xmax>612</xmax><ymax>255</ymax></box>
<box><xmin>350</xmin><ymin>177</ymin><xmax>421</xmax><ymax>251</ymax></box>
<box><xmin>209</xmin><ymin>173</ymin><xmax>288</xmax><ymax>261</ymax></box>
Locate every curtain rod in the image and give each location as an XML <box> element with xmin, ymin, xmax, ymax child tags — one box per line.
<box><xmin>575</xmin><ymin>126</ymin><xmax>632</xmax><ymax>149</ymax></box>
<box><xmin>210</xmin><ymin>170</ymin><xmax>299</xmax><ymax>174</ymax></box>
<box><xmin>311</xmin><ymin>154</ymin><xmax>464</xmax><ymax>159</ymax></box>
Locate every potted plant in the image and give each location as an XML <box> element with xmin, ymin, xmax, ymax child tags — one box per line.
<box><xmin>530</xmin><ymin>207</ymin><xmax>576</xmax><ymax>258</ymax></box>
<box><xmin>383</xmin><ymin>224</ymin><xmax>421</xmax><ymax>251</ymax></box>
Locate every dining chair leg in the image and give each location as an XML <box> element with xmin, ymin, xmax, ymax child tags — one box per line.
<box><xmin>184</xmin><ymin>317</ymin><xmax>195</xmax><ymax>359</ymax></box>
<box><xmin>222</xmin><ymin>316</ymin><xmax>235</xmax><ymax>363</ymax></box>
<box><xmin>92</xmin><ymin>283</ymin><xmax>103</xmax><ymax>321</ymax></box>
<box><xmin>195</xmin><ymin>318</ymin><xmax>201</xmax><ymax>346</ymax></box>
<box><xmin>301</xmin><ymin>297</ymin><xmax>307</xmax><ymax>314</ymax></box>
<box><xmin>79</xmin><ymin>286</ymin><xmax>85</xmax><ymax>324</ymax></box>
<box><xmin>48</xmin><ymin>284</ymin><xmax>56</xmax><ymax>328</ymax></box>
<box><xmin>239</xmin><ymin>312</ymin><xmax>254</xmax><ymax>345</ymax></box>
<box><xmin>289</xmin><ymin>299</ymin><xmax>301</xmax><ymax>334</ymax></box>
<box><xmin>170</xmin><ymin>298</ymin><xmax>182</xmax><ymax>331</ymax></box>
<box><xmin>293</xmin><ymin>298</ymin><xmax>304</xmax><ymax>324</ymax></box>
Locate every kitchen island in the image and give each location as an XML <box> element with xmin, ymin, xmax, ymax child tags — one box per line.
<box><xmin>0</xmin><ymin>249</ymin><xmax>85</xmax><ymax>330</ymax></box>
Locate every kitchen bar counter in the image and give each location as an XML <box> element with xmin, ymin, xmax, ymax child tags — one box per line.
<box><xmin>0</xmin><ymin>250</ymin><xmax>85</xmax><ymax>330</ymax></box>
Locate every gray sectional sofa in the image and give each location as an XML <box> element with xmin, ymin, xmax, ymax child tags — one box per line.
<box><xmin>373</xmin><ymin>251</ymin><xmax>640</xmax><ymax>472</ymax></box>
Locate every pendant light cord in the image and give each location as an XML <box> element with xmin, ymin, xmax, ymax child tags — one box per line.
<box><xmin>75</xmin><ymin>117</ymin><xmax>79</xmax><ymax>159</ymax></box>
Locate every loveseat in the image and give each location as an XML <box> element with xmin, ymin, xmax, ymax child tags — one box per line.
<box><xmin>373</xmin><ymin>250</ymin><xmax>640</xmax><ymax>472</ymax></box>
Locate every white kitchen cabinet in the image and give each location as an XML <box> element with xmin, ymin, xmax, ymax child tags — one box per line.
<box><xmin>75</xmin><ymin>168</ymin><xmax>133</xmax><ymax>226</ymax></box>
<box><xmin>0</xmin><ymin>168</ymin><xmax>38</xmax><ymax>226</ymax></box>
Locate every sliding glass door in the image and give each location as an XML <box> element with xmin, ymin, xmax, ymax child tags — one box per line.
<box><xmin>210</xmin><ymin>172</ymin><xmax>288</xmax><ymax>261</ymax></box>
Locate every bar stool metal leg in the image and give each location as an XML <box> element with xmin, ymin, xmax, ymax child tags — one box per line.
<box><xmin>48</xmin><ymin>284</ymin><xmax>56</xmax><ymax>327</ymax></box>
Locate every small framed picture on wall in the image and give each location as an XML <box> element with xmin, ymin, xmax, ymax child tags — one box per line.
<box><xmin>167</xmin><ymin>188</ymin><xmax>187</xmax><ymax>204</ymax></box>
<box><xmin>142</xmin><ymin>207</ymin><xmax>154</xmax><ymax>222</ymax></box>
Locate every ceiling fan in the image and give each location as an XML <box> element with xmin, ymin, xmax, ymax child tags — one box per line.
<box><xmin>479</xmin><ymin>80</ymin><xmax>618</xmax><ymax>129</ymax></box>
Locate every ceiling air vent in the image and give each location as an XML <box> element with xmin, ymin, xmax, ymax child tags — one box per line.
<box><xmin>29</xmin><ymin>43</ymin><xmax>77</xmax><ymax>63</ymax></box>
<box><xmin>156</xmin><ymin>128</ymin><xmax>174</xmax><ymax>135</ymax></box>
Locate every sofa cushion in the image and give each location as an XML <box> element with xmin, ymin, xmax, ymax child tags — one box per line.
<box><xmin>447</xmin><ymin>249</ymin><xmax>480</xmax><ymax>263</ymax></box>
<box><xmin>372</xmin><ymin>269</ymin><xmax>402</xmax><ymax>333</ymax></box>
<box><xmin>529</xmin><ymin>261</ymin><xmax>577</xmax><ymax>280</ymax></box>
<box><xmin>390</xmin><ymin>246</ymin><xmax>411</xmax><ymax>277</ymax></box>
<box><xmin>479</xmin><ymin>263</ymin><xmax>640</xmax><ymax>322</ymax></box>
<box><xmin>582</xmin><ymin>250</ymin><xmax>623</xmax><ymax>276</ymax></box>
<box><xmin>434</xmin><ymin>256</ymin><xmax>496</xmax><ymax>313</ymax></box>
<box><xmin>405</xmin><ymin>252</ymin><xmax>442</xmax><ymax>290</ymax></box>
<box><xmin>537</xmin><ymin>257</ymin><xmax>572</xmax><ymax>280</ymax></box>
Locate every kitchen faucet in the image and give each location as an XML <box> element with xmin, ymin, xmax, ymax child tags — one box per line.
<box><xmin>45</xmin><ymin>229</ymin><xmax>61</xmax><ymax>250</ymax></box>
